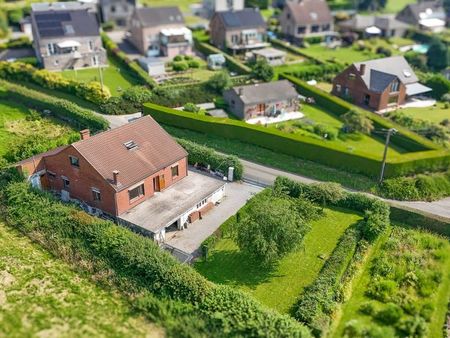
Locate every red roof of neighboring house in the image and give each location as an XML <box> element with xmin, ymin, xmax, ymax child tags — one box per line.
<box><xmin>72</xmin><ymin>115</ymin><xmax>188</xmax><ymax>191</ymax></box>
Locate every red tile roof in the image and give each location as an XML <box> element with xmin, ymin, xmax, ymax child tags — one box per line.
<box><xmin>72</xmin><ymin>115</ymin><xmax>187</xmax><ymax>191</ymax></box>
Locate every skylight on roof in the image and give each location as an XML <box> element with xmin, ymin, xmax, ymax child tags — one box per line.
<box><xmin>403</xmin><ymin>70</ymin><xmax>412</xmax><ymax>78</ymax></box>
<box><xmin>124</xmin><ymin>140</ymin><xmax>138</xmax><ymax>150</ymax></box>
<box><xmin>64</xmin><ymin>24</ymin><xmax>75</xmax><ymax>34</ymax></box>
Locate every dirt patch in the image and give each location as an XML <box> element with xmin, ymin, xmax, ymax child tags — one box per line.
<box><xmin>0</xmin><ymin>271</ymin><xmax>16</xmax><ymax>288</ymax></box>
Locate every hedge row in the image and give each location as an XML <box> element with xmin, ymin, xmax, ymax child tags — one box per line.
<box><xmin>0</xmin><ymin>61</ymin><xmax>110</xmax><ymax>104</ymax></box>
<box><xmin>280</xmin><ymin>74</ymin><xmax>438</xmax><ymax>152</ymax></box>
<box><xmin>0</xmin><ymin>79</ymin><xmax>108</xmax><ymax>132</ymax></box>
<box><xmin>274</xmin><ymin>177</ymin><xmax>391</xmax><ymax>336</ymax></box>
<box><xmin>1</xmin><ymin>180</ymin><xmax>311</xmax><ymax>338</ymax></box>
<box><xmin>101</xmin><ymin>33</ymin><xmax>157</xmax><ymax>88</ymax></box>
<box><xmin>193</xmin><ymin>38</ymin><xmax>251</xmax><ymax>75</ymax></box>
<box><xmin>279</xmin><ymin>63</ymin><xmax>344</xmax><ymax>81</ymax></box>
<box><xmin>176</xmin><ymin>138</ymin><xmax>243</xmax><ymax>180</ymax></box>
<box><xmin>144</xmin><ymin>102</ymin><xmax>450</xmax><ymax>178</ymax></box>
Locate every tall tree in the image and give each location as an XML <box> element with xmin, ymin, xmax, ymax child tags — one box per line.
<box><xmin>426</xmin><ymin>38</ymin><xmax>450</xmax><ymax>71</ymax></box>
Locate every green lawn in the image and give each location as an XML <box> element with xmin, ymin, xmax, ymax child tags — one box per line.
<box><xmin>195</xmin><ymin>207</ymin><xmax>362</xmax><ymax>314</ymax></box>
<box><xmin>399</xmin><ymin>102</ymin><xmax>450</xmax><ymax>124</ymax></box>
<box><xmin>332</xmin><ymin>225</ymin><xmax>450</xmax><ymax>338</ymax></box>
<box><xmin>0</xmin><ymin>99</ymin><xmax>75</xmax><ymax>158</ymax></box>
<box><xmin>60</xmin><ymin>57</ymin><xmax>137</xmax><ymax>96</ymax></box>
<box><xmin>271</xmin><ymin>104</ymin><xmax>408</xmax><ymax>159</ymax></box>
<box><xmin>299</xmin><ymin>44</ymin><xmax>380</xmax><ymax>65</ymax></box>
<box><xmin>384</xmin><ymin>0</ymin><xmax>416</xmax><ymax>13</ymax></box>
<box><xmin>0</xmin><ymin>222</ymin><xmax>160</xmax><ymax>337</ymax></box>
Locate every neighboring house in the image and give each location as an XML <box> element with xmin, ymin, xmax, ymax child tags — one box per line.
<box><xmin>31</xmin><ymin>3</ymin><xmax>107</xmax><ymax>71</ymax></box>
<box><xmin>99</xmin><ymin>0</ymin><xmax>136</xmax><ymax>26</ymax></box>
<box><xmin>338</xmin><ymin>14</ymin><xmax>409</xmax><ymax>38</ymax></box>
<box><xmin>128</xmin><ymin>6</ymin><xmax>193</xmax><ymax>57</ymax></box>
<box><xmin>253</xmin><ymin>47</ymin><xmax>286</xmax><ymax>66</ymax></box>
<box><xmin>224</xmin><ymin>80</ymin><xmax>299</xmax><ymax>120</ymax></box>
<box><xmin>209</xmin><ymin>8</ymin><xmax>268</xmax><ymax>51</ymax></box>
<box><xmin>16</xmin><ymin>116</ymin><xmax>225</xmax><ymax>242</ymax></box>
<box><xmin>396</xmin><ymin>0</ymin><xmax>446</xmax><ymax>33</ymax></box>
<box><xmin>280</xmin><ymin>0</ymin><xmax>334</xmax><ymax>44</ymax></box>
<box><xmin>203</xmin><ymin>0</ymin><xmax>244</xmax><ymax>18</ymax></box>
<box><xmin>332</xmin><ymin>56</ymin><xmax>432</xmax><ymax>112</ymax></box>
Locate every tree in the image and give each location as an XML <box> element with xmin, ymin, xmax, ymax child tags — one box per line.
<box><xmin>357</xmin><ymin>0</ymin><xmax>387</xmax><ymax>11</ymax></box>
<box><xmin>121</xmin><ymin>86</ymin><xmax>152</xmax><ymax>108</ymax></box>
<box><xmin>251</xmin><ymin>59</ymin><xmax>274</xmax><ymax>82</ymax></box>
<box><xmin>424</xmin><ymin>74</ymin><xmax>450</xmax><ymax>100</ymax></box>
<box><xmin>234</xmin><ymin>189</ymin><xmax>309</xmax><ymax>265</ymax></box>
<box><xmin>206</xmin><ymin>71</ymin><xmax>231</xmax><ymax>93</ymax></box>
<box><xmin>426</xmin><ymin>38</ymin><xmax>450</xmax><ymax>71</ymax></box>
<box><xmin>342</xmin><ymin>109</ymin><xmax>374</xmax><ymax>134</ymax></box>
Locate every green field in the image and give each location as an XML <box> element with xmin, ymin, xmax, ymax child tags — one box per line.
<box><xmin>0</xmin><ymin>99</ymin><xmax>74</xmax><ymax>158</ymax></box>
<box><xmin>0</xmin><ymin>222</ymin><xmax>160</xmax><ymax>337</ymax></box>
<box><xmin>271</xmin><ymin>104</ymin><xmax>408</xmax><ymax>159</ymax></box>
<box><xmin>399</xmin><ymin>102</ymin><xmax>450</xmax><ymax>124</ymax></box>
<box><xmin>299</xmin><ymin>44</ymin><xmax>380</xmax><ymax>65</ymax></box>
<box><xmin>195</xmin><ymin>207</ymin><xmax>361</xmax><ymax>313</ymax></box>
<box><xmin>60</xmin><ymin>57</ymin><xmax>137</xmax><ymax>96</ymax></box>
<box><xmin>333</xmin><ymin>226</ymin><xmax>450</xmax><ymax>338</ymax></box>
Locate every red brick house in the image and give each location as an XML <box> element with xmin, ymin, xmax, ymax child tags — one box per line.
<box><xmin>331</xmin><ymin>56</ymin><xmax>432</xmax><ymax>112</ymax></box>
<box><xmin>16</xmin><ymin>116</ymin><xmax>225</xmax><ymax>241</ymax></box>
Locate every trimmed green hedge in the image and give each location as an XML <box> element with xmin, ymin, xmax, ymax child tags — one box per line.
<box><xmin>144</xmin><ymin>102</ymin><xmax>450</xmax><ymax>178</ymax></box>
<box><xmin>1</xmin><ymin>180</ymin><xmax>311</xmax><ymax>338</ymax></box>
<box><xmin>0</xmin><ymin>61</ymin><xmax>111</xmax><ymax>104</ymax></box>
<box><xmin>0</xmin><ymin>79</ymin><xmax>108</xmax><ymax>132</ymax></box>
<box><xmin>193</xmin><ymin>38</ymin><xmax>251</xmax><ymax>75</ymax></box>
<box><xmin>176</xmin><ymin>138</ymin><xmax>243</xmax><ymax>180</ymax></box>
<box><xmin>101</xmin><ymin>33</ymin><xmax>157</xmax><ymax>88</ymax></box>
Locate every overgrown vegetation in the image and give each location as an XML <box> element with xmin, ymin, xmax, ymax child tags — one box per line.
<box><xmin>0</xmin><ymin>178</ymin><xmax>311</xmax><ymax>337</ymax></box>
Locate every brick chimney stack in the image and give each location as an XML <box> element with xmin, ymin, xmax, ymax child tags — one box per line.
<box><xmin>113</xmin><ymin>170</ymin><xmax>120</xmax><ymax>185</ymax></box>
<box><xmin>360</xmin><ymin>64</ymin><xmax>366</xmax><ymax>75</ymax></box>
<box><xmin>80</xmin><ymin>129</ymin><xmax>90</xmax><ymax>140</ymax></box>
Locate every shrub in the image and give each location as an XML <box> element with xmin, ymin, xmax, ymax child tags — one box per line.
<box><xmin>175</xmin><ymin>138</ymin><xmax>243</xmax><ymax>179</ymax></box>
<box><xmin>173</xmin><ymin>55</ymin><xmax>183</xmax><ymax>62</ymax></box>
<box><xmin>183</xmin><ymin>102</ymin><xmax>202</xmax><ymax>113</ymax></box>
<box><xmin>188</xmin><ymin>60</ymin><xmax>200</xmax><ymax>68</ymax></box>
<box><xmin>396</xmin><ymin>316</ymin><xmax>428</xmax><ymax>337</ymax></box>
<box><xmin>423</xmin><ymin>74</ymin><xmax>450</xmax><ymax>100</ymax></box>
<box><xmin>172</xmin><ymin>61</ymin><xmax>189</xmax><ymax>72</ymax></box>
<box><xmin>366</xmin><ymin>279</ymin><xmax>397</xmax><ymax>302</ymax></box>
<box><xmin>1</xmin><ymin>181</ymin><xmax>311</xmax><ymax>338</ymax></box>
<box><xmin>0</xmin><ymin>61</ymin><xmax>111</xmax><ymax>104</ymax></box>
<box><xmin>342</xmin><ymin>109</ymin><xmax>374</xmax><ymax>135</ymax></box>
<box><xmin>251</xmin><ymin>59</ymin><xmax>274</xmax><ymax>82</ymax></box>
<box><xmin>376</xmin><ymin>46</ymin><xmax>392</xmax><ymax>57</ymax></box>
<box><xmin>359</xmin><ymin>301</ymin><xmax>377</xmax><ymax>315</ymax></box>
<box><xmin>101</xmin><ymin>21</ymin><xmax>115</xmax><ymax>32</ymax></box>
<box><xmin>206</xmin><ymin>71</ymin><xmax>231</xmax><ymax>93</ymax></box>
<box><xmin>0</xmin><ymin>80</ymin><xmax>108</xmax><ymax>131</ymax></box>
<box><xmin>376</xmin><ymin>303</ymin><xmax>403</xmax><ymax>324</ymax></box>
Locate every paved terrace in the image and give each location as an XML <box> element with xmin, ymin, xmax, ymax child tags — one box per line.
<box><xmin>118</xmin><ymin>170</ymin><xmax>226</xmax><ymax>233</ymax></box>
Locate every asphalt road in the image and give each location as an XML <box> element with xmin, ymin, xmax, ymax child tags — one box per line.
<box><xmin>241</xmin><ymin>159</ymin><xmax>450</xmax><ymax>221</ymax></box>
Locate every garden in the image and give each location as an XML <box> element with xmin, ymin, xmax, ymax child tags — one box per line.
<box><xmin>333</xmin><ymin>226</ymin><xmax>450</xmax><ymax>338</ymax></box>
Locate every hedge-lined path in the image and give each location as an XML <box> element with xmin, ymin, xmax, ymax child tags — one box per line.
<box><xmin>241</xmin><ymin>158</ymin><xmax>450</xmax><ymax>221</ymax></box>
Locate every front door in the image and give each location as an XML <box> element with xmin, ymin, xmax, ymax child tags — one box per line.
<box><xmin>159</xmin><ymin>174</ymin><xmax>166</xmax><ymax>190</ymax></box>
<box><xmin>153</xmin><ymin>176</ymin><xmax>160</xmax><ymax>192</ymax></box>
<box><xmin>257</xmin><ymin>103</ymin><xmax>265</xmax><ymax>113</ymax></box>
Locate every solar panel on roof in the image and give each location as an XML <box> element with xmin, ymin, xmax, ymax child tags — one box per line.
<box><xmin>35</xmin><ymin>12</ymin><xmax>71</xmax><ymax>22</ymax></box>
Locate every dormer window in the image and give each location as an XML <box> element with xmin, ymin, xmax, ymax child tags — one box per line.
<box><xmin>124</xmin><ymin>140</ymin><xmax>138</xmax><ymax>150</ymax></box>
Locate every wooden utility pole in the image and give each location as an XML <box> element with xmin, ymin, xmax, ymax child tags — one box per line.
<box><xmin>379</xmin><ymin>128</ymin><xmax>397</xmax><ymax>184</ymax></box>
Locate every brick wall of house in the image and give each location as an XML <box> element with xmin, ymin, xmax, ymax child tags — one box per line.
<box><xmin>332</xmin><ymin>64</ymin><xmax>407</xmax><ymax>111</ymax></box>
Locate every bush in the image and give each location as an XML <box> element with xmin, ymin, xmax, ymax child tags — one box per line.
<box><xmin>423</xmin><ymin>74</ymin><xmax>450</xmax><ymax>100</ymax></box>
<box><xmin>188</xmin><ymin>60</ymin><xmax>200</xmax><ymax>68</ymax></box>
<box><xmin>376</xmin><ymin>46</ymin><xmax>392</xmax><ymax>57</ymax></box>
<box><xmin>366</xmin><ymin>279</ymin><xmax>397</xmax><ymax>302</ymax></box>
<box><xmin>176</xmin><ymin>138</ymin><xmax>243</xmax><ymax>179</ymax></box>
<box><xmin>101</xmin><ymin>21</ymin><xmax>115</xmax><ymax>32</ymax></box>
<box><xmin>251</xmin><ymin>59</ymin><xmax>274</xmax><ymax>82</ymax></box>
<box><xmin>173</xmin><ymin>55</ymin><xmax>183</xmax><ymax>62</ymax></box>
<box><xmin>359</xmin><ymin>301</ymin><xmax>377</xmax><ymax>315</ymax></box>
<box><xmin>206</xmin><ymin>71</ymin><xmax>231</xmax><ymax>93</ymax></box>
<box><xmin>0</xmin><ymin>61</ymin><xmax>111</xmax><ymax>104</ymax></box>
<box><xmin>0</xmin><ymin>80</ymin><xmax>108</xmax><ymax>132</ymax></box>
<box><xmin>342</xmin><ymin>109</ymin><xmax>374</xmax><ymax>135</ymax></box>
<box><xmin>376</xmin><ymin>303</ymin><xmax>404</xmax><ymax>324</ymax></box>
<box><xmin>1</xmin><ymin>181</ymin><xmax>311</xmax><ymax>338</ymax></box>
<box><xmin>150</xmin><ymin>84</ymin><xmax>218</xmax><ymax>107</ymax></box>
<box><xmin>172</xmin><ymin>61</ymin><xmax>189</xmax><ymax>72</ymax></box>
<box><xmin>144</xmin><ymin>102</ymin><xmax>450</xmax><ymax>178</ymax></box>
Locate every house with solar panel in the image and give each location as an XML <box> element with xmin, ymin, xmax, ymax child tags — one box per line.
<box><xmin>30</xmin><ymin>2</ymin><xmax>107</xmax><ymax>71</ymax></box>
<box><xmin>209</xmin><ymin>8</ymin><xmax>268</xmax><ymax>52</ymax></box>
<box><xmin>331</xmin><ymin>56</ymin><xmax>432</xmax><ymax>112</ymax></box>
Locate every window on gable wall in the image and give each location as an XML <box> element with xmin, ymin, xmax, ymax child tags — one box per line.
<box><xmin>171</xmin><ymin>165</ymin><xmax>179</xmax><ymax>178</ymax></box>
<box><xmin>391</xmin><ymin>80</ymin><xmax>400</xmax><ymax>92</ymax></box>
<box><xmin>92</xmin><ymin>188</ymin><xmax>101</xmax><ymax>201</ymax></box>
<box><xmin>69</xmin><ymin>156</ymin><xmax>79</xmax><ymax>167</ymax></box>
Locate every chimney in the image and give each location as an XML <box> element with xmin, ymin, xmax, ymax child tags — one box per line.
<box><xmin>359</xmin><ymin>64</ymin><xmax>366</xmax><ymax>75</ymax></box>
<box><xmin>80</xmin><ymin>129</ymin><xmax>90</xmax><ymax>140</ymax></box>
<box><xmin>113</xmin><ymin>170</ymin><xmax>119</xmax><ymax>185</ymax></box>
<box><xmin>238</xmin><ymin>87</ymin><xmax>243</xmax><ymax>96</ymax></box>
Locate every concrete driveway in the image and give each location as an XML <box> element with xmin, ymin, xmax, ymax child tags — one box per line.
<box><xmin>165</xmin><ymin>182</ymin><xmax>262</xmax><ymax>255</ymax></box>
